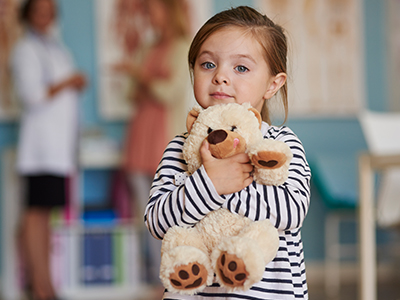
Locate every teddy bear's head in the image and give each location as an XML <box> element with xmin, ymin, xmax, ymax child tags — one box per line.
<box><xmin>182</xmin><ymin>103</ymin><xmax>263</xmax><ymax>174</ymax></box>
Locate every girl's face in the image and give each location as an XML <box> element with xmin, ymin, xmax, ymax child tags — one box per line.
<box><xmin>193</xmin><ymin>26</ymin><xmax>286</xmax><ymax>112</ymax></box>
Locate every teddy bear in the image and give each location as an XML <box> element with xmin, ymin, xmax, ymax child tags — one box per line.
<box><xmin>159</xmin><ymin>102</ymin><xmax>293</xmax><ymax>295</ymax></box>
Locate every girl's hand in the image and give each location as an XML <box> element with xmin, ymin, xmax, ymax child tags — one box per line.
<box><xmin>200</xmin><ymin>140</ymin><xmax>254</xmax><ymax>195</ymax></box>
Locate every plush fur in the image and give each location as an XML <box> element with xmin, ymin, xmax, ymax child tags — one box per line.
<box><xmin>183</xmin><ymin>102</ymin><xmax>293</xmax><ymax>186</ymax></box>
<box><xmin>160</xmin><ymin>103</ymin><xmax>293</xmax><ymax>295</ymax></box>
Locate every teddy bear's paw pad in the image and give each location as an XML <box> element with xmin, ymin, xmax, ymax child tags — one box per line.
<box><xmin>251</xmin><ymin>151</ymin><xmax>287</xmax><ymax>169</ymax></box>
<box><xmin>169</xmin><ymin>262</ymin><xmax>208</xmax><ymax>290</ymax></box>
<box><xmin>217</xmin><ymin>252</ymin><xmax>249</xmax><ymax>288</ymax></box>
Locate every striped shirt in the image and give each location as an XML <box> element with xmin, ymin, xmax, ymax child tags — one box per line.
<box><xmin>145</xmin><ymin>122</ymin><xmax>311</xmax><ymax>299</ymax></box>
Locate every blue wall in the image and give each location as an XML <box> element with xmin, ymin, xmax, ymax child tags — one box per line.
<box><xmin>0</xmin><ymin>0</ymin><xmax>389</xmax><ymax>263</ymax></box>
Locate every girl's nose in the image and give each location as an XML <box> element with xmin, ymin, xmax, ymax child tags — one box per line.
<box><xmin>212</xmin><ymin>70</ymin><xmax>229</xmax><ymax>85</ymax></box>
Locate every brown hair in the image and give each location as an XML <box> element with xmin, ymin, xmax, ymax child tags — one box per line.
<box><xmin>188</xmin><ymin>6</ymin><xmax>288</xmax><ymax>124</ymax></box>
<box><xmin>20</xmin><ymin>0</ymin><xmax>57</xmax><ymax>24</ymax></box>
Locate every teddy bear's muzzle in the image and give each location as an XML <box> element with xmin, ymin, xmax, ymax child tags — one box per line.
<box><xmin>207</xmin><ymin>129</ymin><xmax>227</xmax><ymax>145</ymax></box>
<box><xmin>207</xmin><ymin>130</ymin><xmax>246</xmax><ymax>159</ymax></box>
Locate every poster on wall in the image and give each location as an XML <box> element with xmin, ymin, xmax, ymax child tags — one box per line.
<box><xmin>256</xmin><ymin>0</ymin><xmax>365</xmax><ymax>117</ymax></box>
<box><xmin>0</xmin><ymin>0</ymin><xmax>21</xmax><ymax>120</ymax></box>
<box><xmin>95</xmin><ymin>0</ymin><xmax>211</xmax><ymax>120</ymax></box>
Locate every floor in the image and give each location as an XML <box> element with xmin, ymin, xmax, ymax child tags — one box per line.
<box><xmin>6</xmin><ymin>279</ymin><xmax>400</xmax><ymax>300</ymax></box>
<box><xmin>6</xmin><ymin>270</ymin><xmax>400</xmax><ymax>300</ymax></box>
<box><xmin>307</xmin><ymin>278</ymin><xmax>400</xmax><ymax>300</ymax></box>
<box><xmin>138</xmin><ymin>277</ymin><xmax>400</xmax><ymax>300</ymax></box>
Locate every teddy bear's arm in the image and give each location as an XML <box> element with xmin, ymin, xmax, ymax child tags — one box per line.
<box><xmin>247</xmin><ymin>138</ymin><xmax>293</xmax><ymax>186</ymax></box>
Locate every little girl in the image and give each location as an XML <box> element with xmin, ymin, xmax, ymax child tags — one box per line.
<box><xmin>144</xmin><ymin>6</ymin><xmax>311</xmax><ymax>300</ymax></box>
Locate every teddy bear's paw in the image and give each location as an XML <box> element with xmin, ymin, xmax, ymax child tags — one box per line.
<box><xmin>169</xmin><ymin>262</ymin><xmax>208</xmax><ymax>291</ymax></box>
<box><xmin>216</xmin><ymin>252</ymin><xmax>249</xmax><ymax>288</ymax></box>
<box><xmin>212</xmin><ymin>237</ymin><xmax>265</xmax><ymax>291</ymax></box>
<box><xmin>161</xmin><ymin>245</ymin><xmax>213</xmax><ymax>295</ymax></box>
<box><xmin>251</xmin><ymin>151</ymin><xmax>287</xmax><ymax>170</ymax></box>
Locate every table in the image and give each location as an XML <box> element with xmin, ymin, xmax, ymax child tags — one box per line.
<box><xmin>358</xmin><ymin>153</ymin><xmax>400</xmax><ymax>300</ymax></box>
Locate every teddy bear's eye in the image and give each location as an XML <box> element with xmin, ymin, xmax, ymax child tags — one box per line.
<box><xmin>231</xmin><ymin>126</ymin><xmax>237</xmax><ymax>132</ymax></box>
<box><xmin>207</xmin><ymin>127</ymin><xmax>213</xmax><ymax>134</ymax></box>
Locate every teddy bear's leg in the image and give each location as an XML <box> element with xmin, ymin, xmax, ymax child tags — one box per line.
<box><xmin>248</xmin><ymin>139</ymin><xmax>293</xmax><ymax>186</ymax></box>
<box><xmin>160</xmin><ymin>226</ymin><xmax>213</xmax><ymax>295</ymax></box>
<box><xmin>211</xmin><ymin>219</ymin><xmax>279</xmax><ymax>292</ymax></box>
<box><xmin>238</xmin><ymin>219</ymin><xmax>280</xmax><ymax>266</ymax></box>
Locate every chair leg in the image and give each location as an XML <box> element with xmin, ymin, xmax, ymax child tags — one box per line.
<box><xmin>325</xmin><ymin>213</ymin><xmax>341</xmax><ymax>300</ymax></box>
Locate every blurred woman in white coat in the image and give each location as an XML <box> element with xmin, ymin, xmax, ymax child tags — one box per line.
<box><xmin>11</xmin><ymin>0</ymin><xmax>87</xmax><ymax>299</ymax></box>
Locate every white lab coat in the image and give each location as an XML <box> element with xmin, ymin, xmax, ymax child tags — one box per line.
<box><xmin>11</xmin><ymin>30</ymin><xmax>80</xmax><ymax>175</ymax></box>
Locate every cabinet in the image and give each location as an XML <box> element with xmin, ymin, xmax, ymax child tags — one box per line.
<box><xmin>1</xmin><ymin>143</ymin><xmax>150</xmax><ymax>300</ymax></box>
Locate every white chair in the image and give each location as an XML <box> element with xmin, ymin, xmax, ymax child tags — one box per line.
<box><xmin>358</xmin><ymin>110</ymin><xmax>400</xmax><ymax>300</ymax></box>
<box><xmin>310</xmin><ymin>153</ymin><xmax>358</xmax><ymax>299</ymax></box>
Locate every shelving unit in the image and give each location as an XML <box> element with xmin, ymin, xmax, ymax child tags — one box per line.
<box><xmin>1</xmin><ymin>142</ymin><xmax>148</xmax><ymax>300</ymax></box>
<box><xmin>51</xmin><ymin>222</ymin><xmax>143</xmax><ymax>300</ymax></box>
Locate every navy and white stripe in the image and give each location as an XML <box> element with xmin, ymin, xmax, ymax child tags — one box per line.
<box><xmin>145</xmin><ymin>122</ymin><xmax>311</xmax><ymax>299</ymax></box>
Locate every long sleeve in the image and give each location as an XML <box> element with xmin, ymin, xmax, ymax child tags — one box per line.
<box><xmin>11</xmin><ymin>39</ymin><xmax>49</xmax><ymax>109</ymax></box>
<box><xmin>144</xmin><ymin>125</ymin><xmax>311</xmax><ymax>239</ymax></box>
<box><xmin>256</xmin><ymin>125</ymin><xmax>311</xmax><ymax>231</ymax></box>
<box><xmin>145</xmin><ymin>135</ymin><xmax>226</xmax><ymax>239</ymax></box>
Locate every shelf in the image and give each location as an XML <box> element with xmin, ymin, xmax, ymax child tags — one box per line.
<box><xmin>79</xmin><ymin>135</ymin><xmax>121</xmax><ymax>168</ymax></box>
<box><xmin>58</xmin><ymin>285</ymin><xmax>153</xmax><ymax>300</ymax></box>
<box><xmin>79</xmin><ymin>150</ymin><xmax>121</xmax><ymax>169</ymax></box>
<box><xmin>1</xmin><ymin>147</ymin><xmax>141</xmax><ymax>300</ymax></box>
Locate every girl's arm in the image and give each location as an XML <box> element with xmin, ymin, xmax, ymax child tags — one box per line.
<box><xmin>219</xmin><ymin>126</ymin><xmax>311</xmax><ymax>231</ymax></box>
<box><xmin>145</xmin><ymin>127</ymin><xmax>311</xmax><ymax>239</ymax></box>
<box><xmin>144</xmin><ymin>135</ymin><xmax>227</xmax><ymax>240</ymax></box>
<box><xmin>265</xmin><ymin>126</ymin><xmax>311</xmax><ymax>231</ymax></box>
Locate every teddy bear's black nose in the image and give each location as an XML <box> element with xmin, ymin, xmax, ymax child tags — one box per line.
<box><xmin>207</xmin><ymin>129</ymin><xmax>227</xmax><ymax>145</ymax></box>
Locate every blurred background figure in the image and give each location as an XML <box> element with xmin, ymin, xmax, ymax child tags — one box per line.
<box><xmin>10</xmin><ymin>0</ymin><xmax>87</xmax><ymax>299</ymax></box>
<box><xmin>112</xmin><ymin>0</ymin><xmax>192</xmax><ymax>287</ymax></box>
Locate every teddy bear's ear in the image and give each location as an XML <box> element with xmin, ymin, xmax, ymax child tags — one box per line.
<box><xmin>248</xmin><ymin>107</ymin><xmax>262</xmax><ymax>129</ymax></box>
<box><xmin>186</xmin><ymin>108</ymin><xmax>200</xmax><ymax>133</ymax></box>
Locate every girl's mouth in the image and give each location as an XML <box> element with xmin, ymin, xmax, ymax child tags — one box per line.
<box><xmin>210</xmin><ymin>92</ymin><xmax>232</xmax><ymax>99</ymax></box>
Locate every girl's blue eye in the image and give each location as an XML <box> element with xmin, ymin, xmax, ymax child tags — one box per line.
<box><xmin>235</xmin><ymin>65</ymin><xmax>249</xmax><ymax>73</ymax></box>
<box><xmin>201</xmin><ymin>62</ymin><xmax>215</xmax><ymax>70</ymax></box>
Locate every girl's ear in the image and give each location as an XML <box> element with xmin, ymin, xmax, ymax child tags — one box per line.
<box><xmin>186</xmin><ymin>108</ymin><xmax>201</xmax><ymax>133</ymax></box>
<box><xmin>263</xmin><ymin>72</ymin><xmax>287</xmax><ymax>100</ymax></box>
